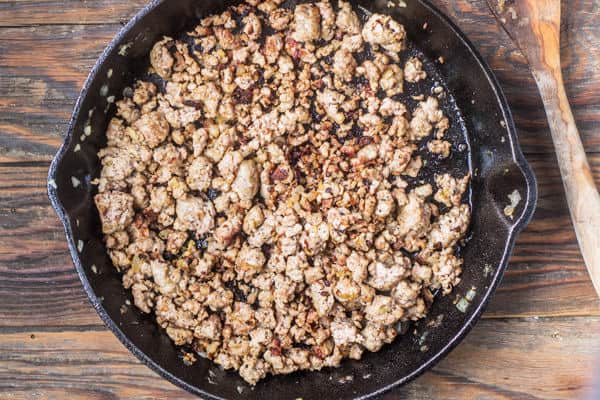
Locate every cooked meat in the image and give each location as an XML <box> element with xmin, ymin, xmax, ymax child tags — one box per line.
<box><xmin>292</xmin><ymin>4</ymin><xmax>321</xmax><ymax>42</ymax></box>
<box><xmin>336</xmin><ymin>0</ymin><xmax>361</xmax><ymax>34</ymax></box>
<box><xmin>333</xmin><ymin>49</ymin><xmax>357</xmax><ymax>82</ymax></box>
<box><xmin>173</xmin><ymin>195</ymin><xmax>215</xmax><ymax>234</ymax></box>
<box><xmin>404</xmin><ymin>56</ymin><xmax>427</xmax><ymax>82</ymax></box>
<box><xmin>434</xmin><ymin>173</ymin><xmax>470</xmax><ymax>207</ymax></box>
<box><xmin>94</xmin><ymin>0</ymin><xmax>470</xmax><ymax>386</ymax></box>
<box><xmin>428</xmin><ymin>139</ymin><xmax>451</xmax><ymax>158</ymax></box>
<box><xmin>362</xmin><ymin>13</ymin><xmax>406</xmax><ymax>53</ymax></box>
<box><xmin>133</xmin><ymin>111</ymin><xmax>170</xmax><ymax>149</ymax></box>
<box><xmin>95</xmin><ymin>191</ymin><xmax>134</xmax><ymax>234</ymax></box>
<box><xmin>150</xmin><ymin>37</ymin><xmax>175</xmax><ymax>79</ymax></box>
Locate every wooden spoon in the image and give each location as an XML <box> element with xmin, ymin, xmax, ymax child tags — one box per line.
<box><xmin>485</xmin><ymin>0</ymin><xmax>600</xmax><ymax>296</ymax></box>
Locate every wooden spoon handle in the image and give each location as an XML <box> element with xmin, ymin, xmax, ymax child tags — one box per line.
<box><xmin>533</xmin><ymin>67</ymin><xmax>600</xmax><ymax>296</ymax></box>
<box><xmin>486</xmin><ymin>0</ymin><xmax>600</xmax><ymax>296</ymax></box>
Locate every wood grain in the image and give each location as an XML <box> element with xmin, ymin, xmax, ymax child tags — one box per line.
<box><xmin>0</xmin><ymin>0</ymin><xmax>599</xmax><ymax>161</ymax></box>
<box><xmin>0</xmin><ymin>24</ymin><xmax>120</xmax><ymax>162</ymax></box>
<box><xmin>0</xmin><ymin>0</ymin><xmax>148</xmax><ymax>27</ymax></box>
<box><xmin>0</xmin><ymin>317</ymin><xmax>596</xmax><ymax>400</ymax></box>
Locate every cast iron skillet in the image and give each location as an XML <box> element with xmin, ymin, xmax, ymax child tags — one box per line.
<box><xmin>47</xmin><ymin>0</ymin><xmax>537</xmax><ymax>398</ymax></box>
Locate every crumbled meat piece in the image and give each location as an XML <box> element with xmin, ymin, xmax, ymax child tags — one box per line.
<box><xmin>133</xmin><ymin>112</ymin><xmax>170</xmax><ymax>148</ymax></box>
<box><xmin>264</xmin><ymin>34</ymin><xmax>284</xmax><ymax>64</ymax></box>
<box><xmin>150</xmin><ymin>260</ymin><xmax>176</xmax><ymax>295</ymax></box>
<box><xmin>131</xmin><ymin>282</ymin><xmax>154</xmax><ymax>313</ymax></box>
<box><xmin>403</xmin><ymin>155</ymin><xmax>422</xmax><ymax>178</ymax></box>
<box><xmin>404</xmin><ymin>57</ymin><xmax>427</xmax><ymax>82</ymax></box>
<box><xmin>434</xmin><ymin>173</ymin><xmax>470</xmax><ymax>207</ymax></box>
<box><xmin>310</xmin><ymin>280</ymin><xmax>335</xmax><ymax>316</ymax></box>
<box><xmin>379</xmin><ymin>98</ymin><xmax>407</xmax><ymax>117</ymax></box>
<box><xmin>116</xmin><ymin>98</ymin><xmax>140</xmax><ymax>124</ymax></box>
<box><xmin>394</xmin><ymin>187</ymin><xmax>433</xmax><ymax>251</ymax></box>
<box><xmin>243</xmin><ymin>205</ymin><xmax>265</xmax><ymax>235</ymax></box>
<box><xmin>361</xmin><ymin>322</ymin><xmax>395</xmax><ymax>352</ymax></box>
<box><xmin>269</xmin><ymin>8</ymin><xmax>292</xmax><ymax>31</ymax></box>
<box><xmin>362</xmin><ymin>14</ymin><xmax>406</xmax><ymax>53</ymax></box>
<box><xmin>217</xmin><ymin>151</ymin><xmax>243</xmax><ymax>183</ymax></box>
<box><xmin>232</xmin><ymin>160</ymin><xmax>259</xmax><ymax>204</ymax></box>
<box><xmin>227</xmin><ymin>302</ymin><xmax>257</xmax><ymax>335</ymax></box>
<box><xmin>364</xmin><ymin>295</ymin><xmax>404</xmax><ymax>325</ymax></box>
<box><xmin>166</xmin><ymin>326</ymin><xmax>193</xmax><ymax>345</ymax></box>
<box><xmin>242</xmin><ymin>13</ymin><xmax>262</xmax><ymax>41</ymax></box>
<box><xmin>317</xmin><ymin>88</ymin><xmax>346</xmax><ymax>124</ymax></box>
<box><xmin>214</xmin><ymin>26</ymin><xmax>240</xmax><ymax>50</ymax></box>
<box><xmin>150</xmin><ymin>37</ymin><xmax>175</xmax><ymax>79</ymax></box>
<box><xmin>346</xmin><ymin>251</ymin><xmax>369</xmax><ymax>283</ymax></box>
<box><xmin>379</xmin><ymin>64</ymin><xmax>403</xmax><ymax>96</ymax></box>
<box><xmin>133</xmin><ymin>81</ymin><xmax>158</xmax><ymax>107</ymax></box>
<box><xmin>427</xmin><ymin>204</ymin><xmax>470</xmax><ymax>249</ymax></box>
<box><xmin>330</xmin><ymin>319</ymin><xmax>360</xmax><ymax>347</ymax></box>
<box><xmin>95</xmin><ymin>1</ymin><xmax>470</xmax><ymax>386</ymax></box>
<box><xmin>411</xmin><ymin>263</ymin><xmax>432</xmax><ymax>283</ymax></box>
<box><xmin>392</xmin><ymin>280</ymin><xmax>421</xmax><ymax>308</ymax></box>
<box><xmin>426</xmin><ymin>248</ymin><xmax>463</xmax><ymax>294</ymax></box>
<box><xmin>410</xmin><ymin>96</ymin><xmax>448</xmax><ymax>140</ymax></box>
<box><xmin>173</xmin><ymin>196</ymin><xmax>215</xmax><ymax>234</ymax></box>
<box><xmin>186</xmin><ymin>156</ymin><xmax>212</xmax><ymax>191</ymax></box>
<box><xmin>336</xmin><ymin>1</ymin><xmax>361</xmax><ymax>34</ymax></box>
<box><xmin>339</xmin><ymin>34</ymin><xmax>362</xmax><ymax>53</ymax></box>
<box><xmin>213</xmin><ymin>214</ymin><xmax>243</xmax><ymax>248</ymax></box>
<box><xmin>195</xmin><ymin>314</ymin><xmax>222</xmax><ymax>340</ymax></box>
<box><xmin>333</xmin><ymin>49</ymin><xmax>357</xmax><ymax>82</ymax></box>
<box><xmin>332</xmin><ymin>276</ymin><xmax>361</xmax><ymax>306</ymax></box>
<box><xmin>357</xmin><ymin>60</ymin><xmax>381</xmax><ymax>91</ymax></box>
<box><xmin>427</xmin><ymin>139</ymin><xmax>451</xmax><ymax>158</ymax></box>
<box><xmin>367</xmin><ymin>254</ymin><xmax>410</xmax><ymax>290</ymax></box>
<box><xmin>95</xmin><ymin>191</ymin><xmax>135</xmax><ymax>234</ymax></box>
<box><xmin>239</xmin><ymin>357</ymin><xmax>268</xmax><ymax>385</ymax></box>
<box><xmin>166</xmin><ymin>230</ymin><xmax>187</xmax><ymax>253</ymax></box>
<box><xmin>192</xmin><ymin>128</ymin><xmax>208</xmax><ymax>157</ymax></box>
<box><xmin>316</xmin><ymin>1</ymin><xmax>336</xmax><ymax>41</ymax></box>
<box><xmin>236</xmin><ymin>245</ymin><xmax>266</xmax><ymax>280</ymax></box>
<box><xmin>292</xmin><ymin>4</ymin><xmax>321</xmax><ymax>42</ymax></box>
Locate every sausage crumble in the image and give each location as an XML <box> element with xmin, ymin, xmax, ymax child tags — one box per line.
<box><xmin>94</xmin><ymin>0</ymin><xmax>470</xmax><ymax>385</ymax></box>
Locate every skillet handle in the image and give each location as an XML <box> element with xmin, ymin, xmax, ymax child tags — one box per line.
<box><xmin>513</xmin><ymin>155</ymin><xmax>537</xmax><ymax>232</ymax></box>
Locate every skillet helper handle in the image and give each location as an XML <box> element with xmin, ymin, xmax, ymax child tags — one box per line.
<box><xmin>532</xmin><ymin>66</ymin><xmax>600</xmax><ymax>297</ymax></box>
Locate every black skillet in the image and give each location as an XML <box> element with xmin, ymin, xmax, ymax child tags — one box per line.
<box><xmin>47</xmin><ymin>0</ymin><xmax>537</xmax><ymax>398</ymax></box>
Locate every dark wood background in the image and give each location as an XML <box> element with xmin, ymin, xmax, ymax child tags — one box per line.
<box><xmin>1</xmin><ymin>0</ymin><xmax>599</xmax><ymax>399</ymax></box>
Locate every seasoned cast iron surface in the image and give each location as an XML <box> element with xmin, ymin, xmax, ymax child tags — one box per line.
<box><xmin>48</xmin><ymin>0</ymin><xmax>536</xmax><ymax>399</ymax></box>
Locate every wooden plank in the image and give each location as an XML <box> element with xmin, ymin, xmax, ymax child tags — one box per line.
<box><xmin>0</xmin><ymin>24</ymin><xmax>120</xmax><ymax>162</ymax></box>
<box><xmin>0</xmin><ymin>0</ymin><xmax>147</xmax><ymax>27</ymax></box>
<box><xmin>0</xmin><ymin>0</ymin><xmax>599</xmax><ymax>161</ymax></box>
<box><xmin>395</xmin><ymin>317</ymin><xmax>600</xmax><ymax>400</ymax></box>
<box><xmin>560</xmin><ymin>0</ymin><xmax>600</xmax><ymax>156</ymax></box>
<box><xmin>0</xmin><ymin>155</ymin><xmax>598</xmax><ymax>327</ymax></box>
<box><xmin>0</xmin><ymin>317</ymin><xmax>596</xmax><ymax>399</ymax></box>
<box><xmin>0</xmin><ymin>162</ymin><xmax>99</xmax><ymax>326</ymax></box>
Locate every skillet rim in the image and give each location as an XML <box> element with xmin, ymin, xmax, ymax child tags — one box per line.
<box><xmin>47</xmin><ymin>0</ymin><xmax>538</xmax><ymax>398</ymax></box>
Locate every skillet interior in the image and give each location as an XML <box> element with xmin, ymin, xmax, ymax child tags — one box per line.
<box><xmin>47</xmin><ymin>0</ymin><xmax>537</xmax><ymax>398</ymax></box>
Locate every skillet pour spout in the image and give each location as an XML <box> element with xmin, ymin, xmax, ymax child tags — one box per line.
<box><xmin>48</xmin><ymin>0</ymin><xmax>536</xmax><ymax>398</ymax></box>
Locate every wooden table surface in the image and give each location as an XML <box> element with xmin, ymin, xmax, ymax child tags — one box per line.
<box><xmin>1</xmin><ymin>0</ymin><xmax>599</xmax><ymax>399</ymax></box>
